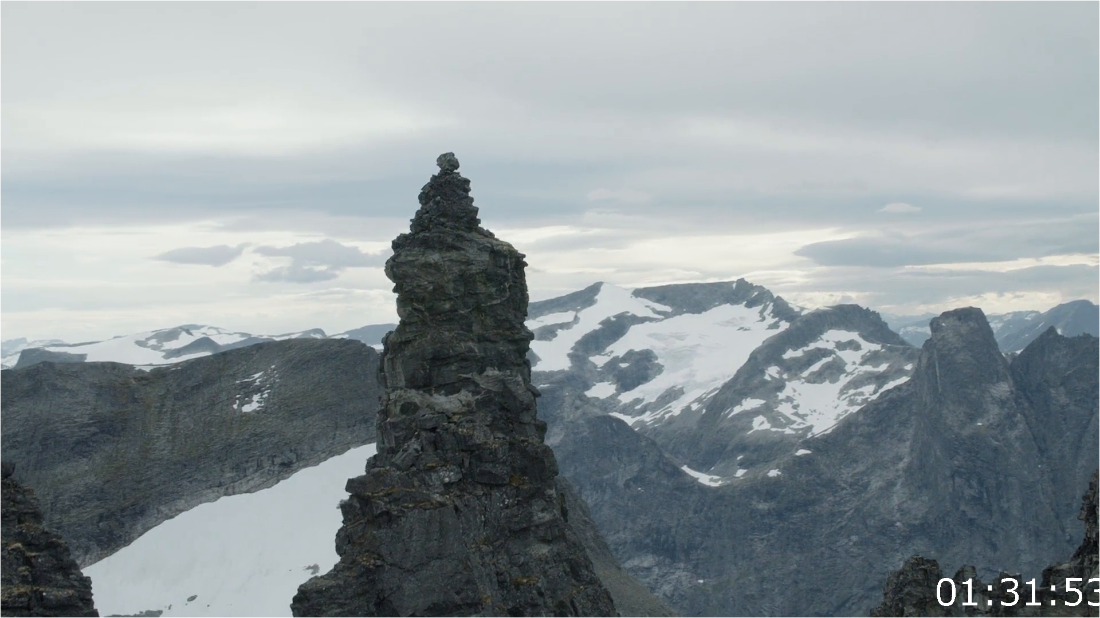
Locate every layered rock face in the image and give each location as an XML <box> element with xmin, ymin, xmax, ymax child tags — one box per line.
<box><xmin>1</xmin><ymin>463</ymin><xmax>98</xmax><ymax>617</ymax></box>
<box><xmin>291</xmin><ymin>154</ymin><xmax>617</xmax><ymax>617</ymax></box>
<box><xmin>870</xmin><ymin>470</ymin><xmax>1099</xmax><ymax>617</ymax></box>
<box><xmin>1</xmin><ymin>338</ymin><xmax>381</xmax><ymax>566</ymax></box>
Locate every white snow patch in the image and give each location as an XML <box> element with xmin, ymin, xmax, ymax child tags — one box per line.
<box><xmin>585</xmin><ymin>382</ymin><xmax>617</xmax><ymax>399</ymax></box>
<box><xmin>608</xmin><ymin>412</ymin><xmax>639</xmax><ymax>425</ymax></box>
<box><xmin>879</xmin><ymin>376</ymin><xmax>910</xmax><ymax>392</ymax></box>
<box><xmin>735</xmin><ymin>469</ymin><xmax>747</xmax><ymax>478</ymax></box>
<box><xmin>680</xmin><ymin>465</ymin><xmax>724</xmax><ymax>487</ymax></box>
<box><xmin>767</xmin><ymin>469</ymin><xmax>782</xmax><ymax>477</ymax></box>
<box><xmin>749</xmin><ymin>416</ymin><xmax>772</xmax><ymax>433</ymax></box>
<box><xmin>240</xmin><ymin>391</ymin><xmax>269</xmax><ymax>414</ymax></box>
<box><xmin>238</xmin><ymin>371</ymin><xmax>265</xmax><ymax>384</ymax></box>
<box><xmin>795</xmin><ymin>449</ymin><xmax>812</xmax><ymax>456</ymax></box>
<box><xmin>526</xmin><ymin>311</ymin><xmax>576</xmax><ymax>328</ymax></box>
<box><xmin>726</xmin><ymin>398</ymin><xmax>766</xmax><ymax>417</ymax></box>
<box><xmin>86</xmin><ymin>444</ymin><xmax>377</xmax><ymax>617</ymax></box>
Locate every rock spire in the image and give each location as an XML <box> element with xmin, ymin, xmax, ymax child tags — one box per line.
<box><xmin>292</xmin><ymin>154</ymin><xmax>617</xmax><ymax>616</ymax></box>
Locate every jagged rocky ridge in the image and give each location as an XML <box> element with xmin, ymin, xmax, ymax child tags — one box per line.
<box><xmin>1</xmin><ymin>462</ymin><xmax>98</xmax><ymax>617</ymax></box>
<box><xmin>1</xmin><ymin>338</ymin><xmax>382</xmax><ymax>566</ymax></box>
<box><xmin>870</xmin><ymin>470</ymin><xmax>1099</xmax><ymax>616</ymax></box>
<box><xmin>550</xmin><ymin>308</ymin><xmax>1099</xmax><ymax>615</ymax></box>
<box><xmin>291</xmin><ymin>154</ymin><xmax>617</xmax><ymax>616</ymax></box>
<box><xmin>892</xmin><ymin>300</ymin><xmax>1099</xmax><ymax>351</ymax></box>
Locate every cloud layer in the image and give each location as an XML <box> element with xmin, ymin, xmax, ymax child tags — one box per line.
<box><xmin>1</xmin><ymin>3</ymin><xmax>1096</xmax><ymax>341</ymax></box>
<box><xmin>154</xmin><ymin>244</ymin><xmax>248</xmax><ymax>266</ymax></box>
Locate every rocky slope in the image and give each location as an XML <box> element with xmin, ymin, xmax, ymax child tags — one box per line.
<box><xmin>1</xmin><ymin>462</ymin><xmax>98</xmax><ymax>617</ymax></box>
<box><xmin>1</xmin><ymin>337</ymin><xmax>382</xmax><ymax>566</ymax></box>
<box><xmin>870</xmin><ymin>470</ymin><xmax>1099</xmax><ymax>617</ymax></box>
<box><xmin>292</xmin><ymin>153</ymin><xmax>616</xmax><ymax>616</ymax></box>
<box><xmin>552</xmin><ymin>308</ymin><xmax>1099</xmax><ymax>616</ymax></box>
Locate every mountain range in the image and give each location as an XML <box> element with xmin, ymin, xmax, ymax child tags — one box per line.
<box><xmin>2</xmin><ymin>278</ymin><xmax>1096</xmax><ymax>616</ymax></box>
<box><xmin>0</xmin><ymin>323</ymin><xmax>396</xmax><ymax>370</ymax></box>
<box><xmin>6</xmin><ymin>296</ymin><xmax>1094</xmax><ymax>372</ymax></box>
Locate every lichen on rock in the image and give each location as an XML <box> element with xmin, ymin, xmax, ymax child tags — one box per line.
<box><xmin>291</xmin><ymin>154</ymin><xmax>617</xmax><ymax>617</ymax></box>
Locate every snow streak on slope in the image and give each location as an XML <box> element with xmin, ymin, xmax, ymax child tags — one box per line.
<box><xmin>607</xmin><ymin>303</ymin><xmax>788</xmax><ymax>425</ymax></box>
<box><xmin>528</xmin><ymin>284</ymin><xmax>669</xmax><ymax>372</ymax></box>
<box><xmin>680</xmin><ymin>465</ymin><xmax>725</xmax><ymax>487</ymax></box>
<box><xmin>86</xmin><ymin>444</ymin><xmax>377</xmax><ymax>617</ymax></box>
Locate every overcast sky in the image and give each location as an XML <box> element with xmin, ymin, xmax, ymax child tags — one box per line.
<box><xmin>3</xmin><ymin>2</ymin><xmax>1097</xmax><ymax>342</ymax></box>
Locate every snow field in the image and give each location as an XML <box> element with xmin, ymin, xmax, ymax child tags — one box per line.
<box><xmin>86</xmin><ymin>444</ymin><xmax>377</xmax><ymax>617</ymax></box>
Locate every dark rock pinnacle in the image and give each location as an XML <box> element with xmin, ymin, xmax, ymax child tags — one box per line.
<box><xmin>1</xmin><ymin>462</ymin><xmax>99</xmax><ymax>617</ymax></box>
<box><xmin>291</xmin><ymin>154</ymin><xmax>617</xmax><ymax>616</ymax></box>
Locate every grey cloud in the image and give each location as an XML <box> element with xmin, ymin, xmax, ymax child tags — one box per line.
<box><xmin>787</xmin><ymin>264</ymin><xmax>1098</xmax><ymax>311</ymax></box>
<box><xmin>252</xmin><ymin>239</ymin><xmax>387</xmax><ymax>284</ymax></box>
<box><xmin>253</xmin><ymin>239</ymin><xmax>387</xmax><ymax>268</ymax></box>
<box><xmin>2</xmin><ymin>3</ymin><xmax>1096</xmax><ymax>232</ymax></box>
<box><xmin>795</xmin><ymin>215</ymin><xmax>1099</xmax><ymax>269</ymax></box>
<box><xmin>253</xmin><ymin>264</ymin><xmax>340</xmax><ymax>284</ymax></box>
<box><xmin>879</xmin><ymin>203</ymin><xmax>920</xmax><ymax>214</ymax></box>
<box><xmin>2</xmin><ymin>3</ymin><xmax>1096</xmax><ymax>321</ymax></box>
<box><xmin>154</xmin><ymin>243</ymin><xmax>248</xmax><ymax>266</ymax></box>
<box><xmin>795</xmin><ymin>237</ymin><xmax>991</xmax><ymax>268</ymax></box>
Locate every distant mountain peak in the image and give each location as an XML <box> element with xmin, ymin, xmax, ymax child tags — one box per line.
<box><xmin>914</xmin><ymin>307</ymin><xmax>1011</xmax><ymax>408</ymax></box>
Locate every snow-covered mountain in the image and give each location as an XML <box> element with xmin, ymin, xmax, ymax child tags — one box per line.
<box><xmin>1</xmin><ymin>323</ymin><xmax>396</xmax><ymax>370</ymax></box>
<box><xmin>890</xmin><ymin>300</ymin><xmax>1098</xmax><ymax>351</ymax></box>
<box><xmin>85</xmin><ymin>444</ymin><xmax>377</xmax><ymax>617</ymax></box>
<box><xmin>529</xmin><ymin>280</ymin><xmax>918</xmax><ymax>483</ymax></box>
<box><xmin>529</xmin><ymin>280</ymin><xmax>799</xmax><ymax>427</ymax></box>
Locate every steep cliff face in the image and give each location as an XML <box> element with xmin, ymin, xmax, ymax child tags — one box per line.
<box><xmin>292</xmin><ymin>154</ymin><xmax>616</xmax><ymax>617</ymax></box>
<box><xmin>870</xmin><ymin>470</ymin><xmax>1099</xmax><ymax>617</ymax></box>
<box><xmin>1</xmin><ymin>463</ymin><xmax>98</xmax><ymax>617</ymax></box>
<box><xmin>1</xmin><ymin>338</ymin><xmax>381</xmax><ymax>566</ymax></box>
<box><xmin>552</xmin><ymin>308</ymin><xmax>1099</xmax><ymax>616</ymax></box>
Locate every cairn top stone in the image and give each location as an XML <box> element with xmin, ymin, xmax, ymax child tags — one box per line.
<box><xmin>436</xmin><ymin>152</ymin><xmax>460</xmax><ymax>172</ymax></box>
<box><xmin>405</xmin><ymin>152</ymin><xmax>481</xmax><ymax>234</ymax></box>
